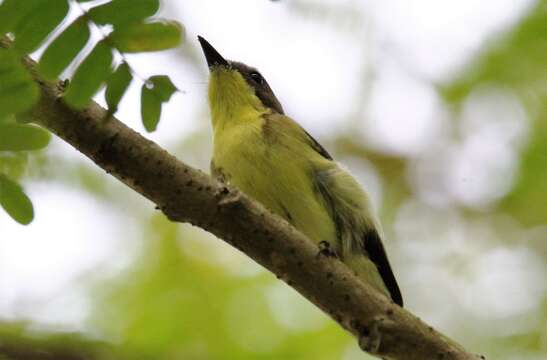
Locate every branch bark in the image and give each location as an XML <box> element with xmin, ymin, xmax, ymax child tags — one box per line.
<box><xmin>4</xmin><ymin>40</ymin><xmax>484</xmax><ymax>360</ymax></box>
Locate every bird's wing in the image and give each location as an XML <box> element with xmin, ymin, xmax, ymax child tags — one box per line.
<box><xmin>362</xmin><ymin>228</ymin><xmax>403</xmax><ymax>307</ymax></box>
<box><xmin>301</xmin><ymin>128</ymin><xmax>333</xmax><ymax>160</ymax></box>
<box><xmin>264</xmin><ymin>112</ymin><xmax>402</xmax><ymax>305</ymax></box>
<box><xmin>313</xmin><ymin>165</ymin><xmax>404</xmax><ymax>307</ymax></box>
<box><xmin>265</xmin><ymin>112</ymin><xmax>333</xmax><ymax>160</ymax></box>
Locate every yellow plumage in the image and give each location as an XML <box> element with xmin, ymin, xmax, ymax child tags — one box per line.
<box><xmin>207</xmin><ymin>67</ymin><xmax>401</xmax><ymax>305</ymax></box>
<box><xmin>198</xmin><ymin>36</ymin><xmax>402</xmax><ymax>305</ymax></box>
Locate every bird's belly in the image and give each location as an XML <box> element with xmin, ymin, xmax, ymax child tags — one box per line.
<box><xmin>214</xmin><ymin>139</ymin><xmax>336</xmax><ymax>244</ymax></box>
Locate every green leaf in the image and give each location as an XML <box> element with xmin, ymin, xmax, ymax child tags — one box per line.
<box><xmin>140</xmin><ymin>75</ymin><xmax>177</xmax><ymax>132</ymax></box>
<box><xmin>13</xmin><ymin>0</ymin><xmax>70</xmax><ymax>54</ymax></box>
<box><xmin>149</xmin><ymin>75</ymin><xmax>178</xmax><ymax>101</ymax></box>
<box><xmin>0</xmin><ymin>152</ymin><xmax>27</xmax><ymax>181</ymax></box>
<box><xmin>0</xmin><ymin>123</ymin><xmax>51</xmax><ymax>151</ymax></box>
<box><xmin>0</xmin><ymin>49</ymin><xmax>39</xmax><ymax>117</ymax></box>
<box><xmin>88</xmin><ymin>0</ymin><xmax>160</xmax><ymax>26</ymax></box>
<box><xmin>0</xmin><ymin>0</ymin><xmax>43</xmax><ymax>35</ymax></box>
<box><xmin>0</xmin><ymin>174</ymin><xmax>34</xmax><ymax>225</ymax></box>
<box><xmin>110</xmin><ymin>21</ymin><xmax>183</xmax><ymax>53</ymax></box>
<box><xmin>64</xmin><ymin>41</ymin><xmax>113</xmax><ymax>108</ymax></box>
<box><xmin>39</xmin><ymin>17</ymin><xmax>90</xmax><ymax>80</ymax></box>
<box><xmin>105</xmin><ymin>62</ymin><xmax>133</xmax><ymax>113</ymax></box>
<box><xmin>141</xmin><ymin>85</ymin><xmax>161</xmax><ymax>132</ymax></box>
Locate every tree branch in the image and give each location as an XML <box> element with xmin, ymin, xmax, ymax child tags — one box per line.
<box><xmin>3</xmin><ymin>39</ymin><xmax>483</xmax><ymax>360</ymax></box>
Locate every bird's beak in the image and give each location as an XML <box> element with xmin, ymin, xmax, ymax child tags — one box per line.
<box><xmin>198</xmin><ymin>36</ymin><xmax>229</xmax><ymax>70</ymax></box>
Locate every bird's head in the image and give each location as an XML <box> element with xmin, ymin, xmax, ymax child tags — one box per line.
<box><xmin>198</xmin><ymin>36</ymin><xmax>284</xmax><ymax>120</ymax></box>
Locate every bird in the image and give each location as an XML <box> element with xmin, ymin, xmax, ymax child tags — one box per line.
<box><xmin>197</xmin><ymin>35</ymin><xmax>403</xmax><ymax>307</ymax></box>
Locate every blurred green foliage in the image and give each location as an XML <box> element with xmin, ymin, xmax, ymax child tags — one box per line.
<box><xmin>0</xmin><ymin>0</ymin><xmax>183</xmax><ymax>225</ymax></box>
<box><xmin>1</xmin><ymin>1</ymin><xmax>547</xmax><ymax>360</ymax></box>
<box><xmin>91</xmin><ymin>215</ymin><xmax>358</xmax><ymax>360</ymax></box>
<box><xmin>0</xmin><ymin>321</ymin><xmax>133</xmax><ymax>360</ymax></box>
<box><xmin>442</xmin><ymin>0</ymin><xmax>547</xmax><ymax>226</ymax></box>
<box><xmin>84</xmin><ymin>2</ymin><xmax>547</xmax><ymax>358</ymax></box>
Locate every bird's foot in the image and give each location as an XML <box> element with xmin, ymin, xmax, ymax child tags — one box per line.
<box><xmin>317</xmin><ymin>241</ymin><xmax>338</xmax><ymax>258</ymax></box>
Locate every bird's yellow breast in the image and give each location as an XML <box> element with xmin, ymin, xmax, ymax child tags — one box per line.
<box><xmin>208</xmin><ymin>67</ymin><xmax>335</xmax><ymax>244</ymax></box>
<box><xmin>206</xmin><ymin>67</ymin><xmax>395</xmax><ymax>300</ymax></box>
<box><xmin>212</xmin><ymin>112</ymin><xmax>337</xmax><ymax>244</ymax></box>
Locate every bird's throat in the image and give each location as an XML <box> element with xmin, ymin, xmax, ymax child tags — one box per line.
<box><xmin>208</xmin><ymin>68</ymin><xmax>266</xmax><ymax>130</ymax></box>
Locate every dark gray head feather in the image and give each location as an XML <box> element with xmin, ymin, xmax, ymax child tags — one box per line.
<box><xmin>230</xmin><ymin>61</ymin><xmax>284</xmax><ymax>115</ymax></box>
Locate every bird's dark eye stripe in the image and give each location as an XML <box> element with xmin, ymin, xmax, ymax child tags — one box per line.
<box><xmin>250</xmin><ymin>71</ymin><xmax>263</xmax><ymax>83</ymax></box>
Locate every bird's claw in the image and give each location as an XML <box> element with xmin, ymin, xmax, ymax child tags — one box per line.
<box><xmin>317</xmin><ymin>241</ymin><xmax>338</xmax><ymax>258</ymax></box>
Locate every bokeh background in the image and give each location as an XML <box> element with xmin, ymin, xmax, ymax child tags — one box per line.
<box><xmin>1</xmin><ymin>0</ymin><xmax>547</xmax><ymax>359</ymax></box>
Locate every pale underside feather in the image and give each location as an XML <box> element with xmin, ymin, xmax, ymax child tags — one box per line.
<box><xmin>210</xmin><ymin>95</ymin><xmax>402</xmax><ymax>305</ymax></box>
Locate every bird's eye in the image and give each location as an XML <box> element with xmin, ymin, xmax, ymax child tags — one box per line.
<box><xmin>250</xmin><ymin>71</ymin><xmax>263</xmax><ymax>84</ymax></box>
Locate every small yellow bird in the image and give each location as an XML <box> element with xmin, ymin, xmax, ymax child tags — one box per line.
<box><xmin>198</xmin><ymin>36</ymin><xmax>403</xmax><ymax>306</ymax></box>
